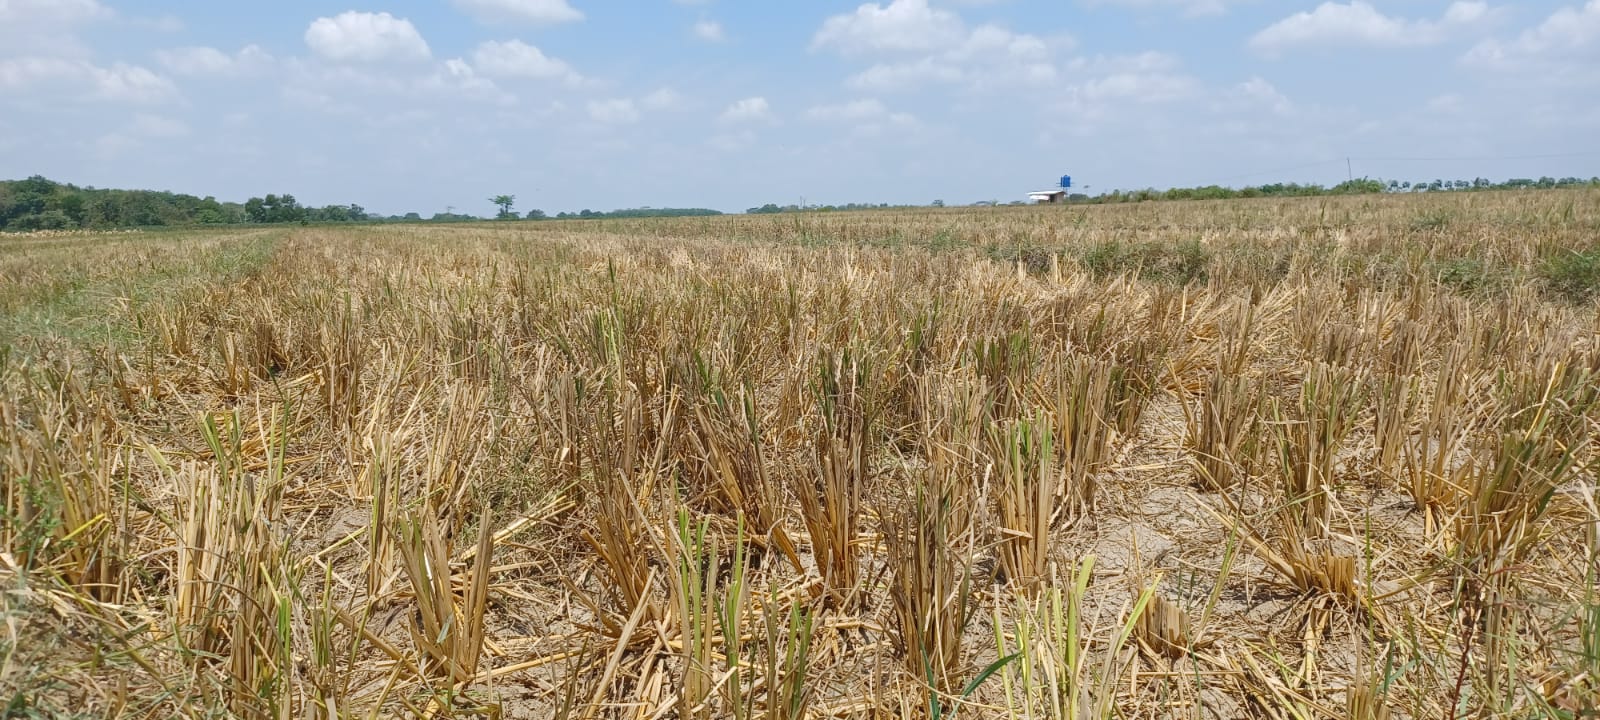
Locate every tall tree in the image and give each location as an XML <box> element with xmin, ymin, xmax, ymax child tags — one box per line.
<box><xmin>491</xmin><ymin>194</ymin><xmax>516</xmax><ymax>220</ymax></box>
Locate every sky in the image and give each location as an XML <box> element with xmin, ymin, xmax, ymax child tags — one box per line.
<box><xmin>1</xmin><ymin>0</ymin><xmax>1598</xmax><ymax>215</ymax></box>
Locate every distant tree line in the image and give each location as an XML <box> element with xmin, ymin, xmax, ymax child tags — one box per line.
<box><xmin>1088</xmin><ymin>176</ymin><xmax>1600</xmax><ymax>204</ymax></box>
<box><xmin>744</xmin><ymin>177</ymin><xmax>1600</xmax><ymax>213</ymax></box>
<box><xmin>548</xmin><ymin>207</ymin><xmax>723</xmax><ymax>220</ymax></box>
<box><xmin>9</xmin><ymin>173</ymin><xmax>1599</xmax><ymax>232</ymax></box>
<box><xmin>0</xmin><ymin>176</ymin><xmax>373</xmax><ymax>231</ymax></box>
<box><xmin>747</xmin><ymin>202</ymin><xmax>914</xmax><ymax>214</ymax></box>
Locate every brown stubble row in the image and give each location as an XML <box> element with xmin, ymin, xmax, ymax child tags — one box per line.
<box><xmin>2</xmin><ymin>190</ymin><xmax>1598</xmax><ymax>718</ymax></box>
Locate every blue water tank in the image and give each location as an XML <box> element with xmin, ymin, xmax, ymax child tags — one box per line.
<box><xmin>1060</xmin><ymin>175</ymin><xmax>1072</xmax><ymax>189</ymax></box>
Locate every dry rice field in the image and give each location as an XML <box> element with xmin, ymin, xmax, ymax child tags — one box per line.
<box><xmin>3</xmin><ymin>190</ymin><xmax>1600</xmax><ymax>719</ymax></box>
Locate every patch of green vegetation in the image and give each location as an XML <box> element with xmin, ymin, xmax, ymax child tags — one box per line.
<box><xmin>1539</xmin><ymin>246</ymin><xmax>1600</xmax><ymax>302</ymax></box>
<box><xmin>1075</xmin><ymin>238</ymin><xmax>1210</xmax><ymax>286</ymax></box>
<box><xmin>0</xmin><ymin>230</ymin><xmax>283</xmax><ymax>351</ymax></box>
<box><xmin>1433</xmin><ymin>256</ymin><xmax>1508</xmax><ymax>296</ymax></box>
<box><xmin>1410</xmin><ymin>209</ymin><xmax>1453</xmax><ymax>231</ymax></box>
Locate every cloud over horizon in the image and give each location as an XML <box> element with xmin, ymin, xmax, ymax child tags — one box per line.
<box><xmin>0</xmin><ymin>0</ymin><xmax>1594</xmax><ymax>215</ymax></box>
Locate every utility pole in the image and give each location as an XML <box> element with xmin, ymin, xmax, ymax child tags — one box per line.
<box><xmin>1346</xmin><ymin>158</ymin><xmax>1353</xmax><ymax>183</ymax></box>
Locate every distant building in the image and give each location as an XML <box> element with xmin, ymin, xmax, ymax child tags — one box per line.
<box><xmin>1028</xmin><ymin>190</ymin><xmax>1067</xmax><ymax>204</ymax></box>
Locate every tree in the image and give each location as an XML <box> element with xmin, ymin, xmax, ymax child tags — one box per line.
<box><xmin>491</xmin><ymin>194</ymin><xmax>516</xmax><ymax>220</ymax></box>
<box><xmin>931</xmin><ymin>199</ymin><xmax>945</xmax><ymax>207</ymax></box>
<box><xmin>525</xmin><ymin>209</ymin><xmax>547</xmax><ymax>220</ymax></box>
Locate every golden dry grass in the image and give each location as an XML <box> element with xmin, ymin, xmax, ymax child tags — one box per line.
<box><xmin>3</xmin><ymin>190</ymin><xmax>1599</xmax><ymax>718</ymax></box>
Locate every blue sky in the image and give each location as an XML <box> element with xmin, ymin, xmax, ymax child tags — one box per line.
<box><xmin>2</xmin><ymin>0</ymin><xmax>1597</xmax><ymax>215</ymax></box>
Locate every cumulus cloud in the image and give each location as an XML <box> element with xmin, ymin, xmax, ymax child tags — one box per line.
<box><xmin>693</xmin><ymin>20</ymin><xmax>725</xmax><ymax>42</ymax></box>
<box><xmin>95</xmin><ymin>62</ymin><xmax>181</xmax><ymax>102</ymax></box>
<box><xmin>588</xmin><ymin>98</ymin><xmax>639</xmax><ymax>124</ymax></box>
<box><xmin>0</xmin><ymin>0</ymin><xmax>112</xmax><ymax>57</ymax></box>
<box><xmin>1250</xmin><ymin>1</ymin><xmax>1491</xmax><ymax>55</ymax></box>
<box><xmin>812</xmin><ymin>0</ymin><xmax>966</xmax><ymax>54</ymax></box>
<box><xmin>470</xmin><ymin>40</ymin><xmax>582</xmax><ymax>84</ymax></box>
<box><xmin>281</xmin><ymin>56</ymin><xmax>514</xmax><ymax>113</ymax></box>
<box><xmin>419</xmin><ymin>60</ymin><xmax>511</xmax><ymax>103</ymax></box>
<box><xmin>806</xmin><ymin>98</ymin><xmax>918</xmax><ymax>139</ymax></box>
<box><xmin>641</xmin><ymin>87</ymin><xmax>684</xmax><ymax>110</ymax></box>
<box><xmin>1050</xmin><ymin>52</ymin><xmax>1198</xmax><ymax>123</ymax></box>
<box><xmin>815</xmin><ymin>0</ymin><xmax>1060</xmax><ymax>91</ymax></box>
<box><xmin>305</xmin><ymin>11</ymin><xmax>431</xmax><ymax>63</ymax></box>
<box><xmin>1229</xmin><ymin>76</ymin><xmax>1294</xmax><ymax>115</ymax></box>
<box><xmin>0</xmin><ymin>57</ymin><xmax>177</xmax><ymax>103</ymax></box>
<box><xmin>156</xmin><ymin>45</ymin><xmax>273</xmax><ymax>76</ymax></box>
<box><xmin>0</xmin><ymin>0</ymin><xmax>112</xmax><ymax>25</ymax></box>
<box><xmin>1464</xmin><ymin>0</ymin><xmax>1600</xmax><ymax>70</ymax></box>
<box><xmin>1081</xmin><ymin>0</ymin><xmax>1243</xmax><ymax>17</ymax></box>
<box><xmin>846</xmin><ymin>25</ymin><xmax>1057</xmax><ymax>90</ymax></box>
<box><xmin>453</xmin><ymin>0</ymin><xmax>583</xmax><ymax>25</ymax></box>
<box><xmin>718</xmin><ymin>96</ymin><xmax>772</xmax><ymax>123</ymax></box>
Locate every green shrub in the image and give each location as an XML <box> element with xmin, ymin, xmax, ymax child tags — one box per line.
<box><xmin>1075</xmin><ymin>239</ymin><xmax>1209</xmax><ymax>286</ymax></box>
<box><xmin>1540</xmin><ymin>247</ymin><xmax>1600</xmax><ymax>301</ymax></box>
<box><xmin>1434</xmin><ymin>257</ymin><xmax>1504</xmax><ymax>296</ymax></box>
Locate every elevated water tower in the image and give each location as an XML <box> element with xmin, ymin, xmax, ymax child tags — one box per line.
<box><xmin>1027</xmin><ymin>174</ymin><xmax>1075</xmax><ymax>204</ymax></box>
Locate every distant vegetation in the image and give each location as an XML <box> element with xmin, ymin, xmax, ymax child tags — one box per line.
<box><xmin>1089</xmin><ymin>176</ymin><xmax>1600</xmax><ymax>204</ymax></box>
<box><xmin>549</xmin><ymin>207</ymin><xmax>723</xmax><ymax>220</ymax></box>
<box><xmin>0</xmin><ymin>176</ymin><xmax>375</xmax><ymax>231</ymax></box>
<box><xmin>0</xmin><ymin>176</ymin><xmax>726</xmax><ymax>232</ymax></box>
<box><xmin>747</xmin><ymin>177</ymin><xmax>1600</xmax><ymax>213</ymax></box>
<box><xmin>6</xmin><ymin>174</ymin><xmax>1599</xmax><ymax>232</ymax></box>
<box><xmin>748</xmin><ymin>202</ymin><xmax>907</xmax><ymax>214</ymax></box>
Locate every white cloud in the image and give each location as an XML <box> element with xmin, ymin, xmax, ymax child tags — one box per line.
<box><xmin>0</xmin><ymin>57</ymin><xmax>76</xmax><ymax>88</ymax></box>
<box><xmin>1229</xmin><ymin>76</ymin><xmax>1293</xmax><ymax>115</ymax></box>
<box><xmin>280</xmin><ymin>56</ymin><xmax>515</xmax><ymax>114</ymax></box>
<box><xmin>94</xmin><ymin>62</ymin><xmax>180</xmax><ymax>102</ymax></box>
<box><xmin>846</xmin><ymin>24</ymin><xmax>1058</xmax><ymax>90</ymax></box>
<box><xmin>815</xmin><ymin>0</ymin><xmax>1060</xmax><ymax>91</ymax></box>
<box><xmin>433</xmin><ymin>58</ymin><xmax>507</xmax><ymax>100</ymax></box>
<box><xmin>1050</xmin><ymin>52</ymin><xmax>1198</xmax><ymax>123</ymax></box>
<box><xmin>693</xmin><ymin>20</ymin><xmax>726</xmax><ymax>42</ymax></box>
<box><xmin>1082</xmin><ymin>0</ymin><xmax>1243</xmax><ymax>17</ymax></box>
<box><xmin>0</xmin><ymin>0</ymin><xmax>111</xmax><ymax>25</ymax></box>
<box><xmin>806</xmin><ymin>98</ymin><xmax>918</xmax><ymax>140</ymax></box>
<box><xmin>1250</xmin><ymin>1</ymin><xmax>1491</xmax><ymax>55</ymax></box>
<box><xmin>305</xmin><ymin>11</ymin><xmax>431</xmax><ymax>64</ymax></box>
<box><xmin>1444</xmin><ymin>1</ymin><xmax>1490</xmax><ymax>24</ymax></box>
<box><xmin>719</xmin><ymin>96</ymin><xmax>772</xmax><ymax>124</ymax></box>
<box><xmin>453</xmin><ymin>0</ymin><xmax>583</xmax><ymax>25</ymax></box>
<box><xmin>471</xmin><ymin>40</ymin><xmax>582</xmax><ymax>84</ymax></box>
<box><xmin>641</xmin><ymin>87</ymin><xmax>684</xmax><ymax>110</ymax></box>
<box><xmin>1078</xmin><ymin>69</ymin><xmax>1195</xmax><ymax>103</ymax></box>
<box><xmin>1464</xmin><ymin>0</ymin><xmax>1600</xmax><ymax>70</ymax></box>
<box><xmin>0</xmin><ymin>0</ymin><xmax>112</xmax><ymax>57</ymax></box>
<box><xmin>156</xmin><ymin>45</ymin><xmax>273</xmax><ymax>76</ymax></box>
<box><xmin>588</xmin><ymin>98</ymin><xmax>639</xmax><ymax>124</ymax></box>
<box><xmin>0</xmin><ymin>57</ymin><xmax>177</xmax><ymax>103</ymax></box>
<box><xmin>813</xmin><ymin>0</ymin><xmax>966</xmax><ymax>54</ymax></box>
